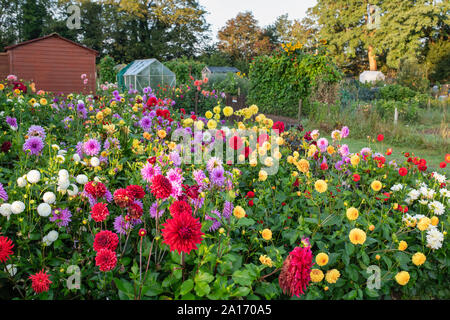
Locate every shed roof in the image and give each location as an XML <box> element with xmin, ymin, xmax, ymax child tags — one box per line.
<box><xmin>205</xmin><ymin>66</ymin><xmax>240</xmax><ymax>73</ymax></box>
<box><xmin>4</xmin><ymin>33</ymin><xmax>99</xmax><ymax>55</ymax></box>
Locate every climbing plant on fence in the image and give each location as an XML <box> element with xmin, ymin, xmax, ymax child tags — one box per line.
<box><xmin>248</xmin><ymin>44</ymin><xmax>342</xmax><ymax>117</ymax></box>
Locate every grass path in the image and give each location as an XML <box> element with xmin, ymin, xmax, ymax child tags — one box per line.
<box><xmin>343</xmin><ymin>137</ymin><xmax>449</xmax><ymax>175</ymax></box>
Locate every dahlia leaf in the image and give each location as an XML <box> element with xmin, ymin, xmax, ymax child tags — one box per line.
<box><xmin>194</xmin><ymin>271</ymin><xmax>214</xmax><ymax>284</ymax></box>
<box><xmin>232</xmin><ymin>269</ymin><xmax>252</xmax><ymax>287</ymax></box>
<box><xmin>194</xmin><ymin>281</ymin><xmax>210</xmax><ymax>297</ymax></box>
<box><xmin>231</xmin><ymin>286</ymin><xmax>251</xmax><ymax>297</ymax></box>
<box><xmin>236</xmin><ymin>217</ymin><xmax>255</xmax><ymax>227</ymax></box>
<box><xmin>180</xmin><ymin>279</ymin><xmax>194</xmax><ymax>295</ymax></box>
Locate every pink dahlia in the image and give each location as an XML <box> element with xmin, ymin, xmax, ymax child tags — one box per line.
<box><xmin>279</xmin><ymin>245</ymin><xmax>313</xmax><ymax>297</ymax></box>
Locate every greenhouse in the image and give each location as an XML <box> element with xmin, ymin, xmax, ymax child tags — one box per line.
<box><xmin>122</xmin><ymin>59</ymin><xmax>176</xmax><ymax>92</ymax></box>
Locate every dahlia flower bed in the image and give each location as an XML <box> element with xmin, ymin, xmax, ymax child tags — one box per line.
<box><xmin>0</xmin><ymin>77</ymin><xmax>448</xmax><ymax>300</ymax></box>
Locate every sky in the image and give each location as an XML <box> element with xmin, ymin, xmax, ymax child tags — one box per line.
<box><xmin>198</xmin><ymin>0</ymin><xmax>318</xmax><ymax>41</ymax></box>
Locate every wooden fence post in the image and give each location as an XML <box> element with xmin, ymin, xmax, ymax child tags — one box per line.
<box><xmin>297</xmin><ymin>99</ymin><xmax>302</xmax><ymax>123</ymax></box>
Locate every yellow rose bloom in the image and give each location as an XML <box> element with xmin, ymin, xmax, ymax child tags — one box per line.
<box><xmin>327</xmin><ymin>145</ymin><xmax>335</xmax><ymax>155</ymax></box>
<box><xmin>205</xmin><ymin>111</ymin><xmax>213</xmax><ymax>119</ymax></box>
<box><xmin>315</xmin><ymin>253</ymin><xmax>329</xmax><ymax>266</ymax></box>
<box><xmin>350</xmin><ymin>155</ymin><xmax>360</xmax><ymax>166</ymax></box>
<box><xmin>207</xmin><ymin>120</ymin><xmax>217</xmax><ymax>130</ymax></box>
<box><xmin>261</xmin><ymin>229</ymin><xmax>272</xmax><ymax>241</ymax></box>
<box><xmin>233</xmin><ymin>206</ymin><xmax>246</xmax><ymax>219</ymax></box>
<box><xmin>412</xmin><ymin>252</ymin><xmax>426</xmax><ymax>266</ymax></box>
<box><xmin>315</xmin><ymin>179</ymin><xmax>328</xmax><ymax>193</ymax></box>
<box><xmin>325</xmin><ymin>269</ymin><xmax>341</xmax><ymax>284</ymax></box>
<box><xmin>371</xmin><ymin>180</ymin><xmax>382</xmax><ymax>192</ymax></box>
<box><xmin>417</xmin><ymin>217</ymin><xmax>431</xmax><ymax>231</ymax></box>
<box><xmin>395</xmin><ymin>271</ymin><xmax>410</xmax><ymax>286</ymax></box>
<box><xmin>346</xmin><ymin>207</ymin><xmax>359</xmax><ymax>221</ymax></box>
<box><xmin>310</xmin><ymin>269</ymin><xmax>324</xmax><ymax>283</ymax></box>
<box><xmin>349</xmin><ymin>228</ymin><xmax>366</xmax><ymax>245</ymax></box>
<box><xmin>213</xmin><ymin>106</ymin><xmax>221</xmax><ymax>114</ymax></box>
<box><xmin>398</xmin><ymin>240</ymin><xmax>407</xmax><ymax>251</ymax></box>
<box><xmin>259</xmin><ymin>170</ymin><xmax>268</xmax><ymax>181</ymax></box>
<box><xmin>223</xmin><ymin>106</ymin><xmax>233</xmax><ymax>117</ymax></box>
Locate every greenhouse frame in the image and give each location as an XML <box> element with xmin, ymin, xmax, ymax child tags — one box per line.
<box><xmin>122</xmin><ymin>59</ymin><xmax>176</xmax><ymax>92</ymax></box>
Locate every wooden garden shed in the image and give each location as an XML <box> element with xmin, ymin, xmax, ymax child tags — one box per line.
<box><xmin>0</xmin><ymin>33</ymin><xmax>98</xmax><ymax>94</ymax></box>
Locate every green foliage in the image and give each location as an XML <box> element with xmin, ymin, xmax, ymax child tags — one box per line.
<box><xmin>248</xmin><ymin>46</ymin><xmax>342</xmax><ymax>117</ymax></box>
<box><xmin>378</xmin><ymin>84</ymin><xmax>418</xmax><ymax>101</ymax></box>
<box><xmin>426</xmin><ymin>39</ymin><xmax>450</xmax><ymax>83</ymax></box>
<box><xmin>165</xmin><ymin>58</ymin><xmax>206</xmax><ymax>85</ymax></box>
<box><xmin>396</xmin><ymin>58</ymin><xmax>430</xmax><ymax>93</ymax></box>
<box><xmin>98</xmin><ymin>55</ymin><xmax>117</xmax><ymax>84</ymax></box>
<box><xmin>205</xmin><ymin>73</ymin><xmax>250</xmax><ymax>96</ymax></box>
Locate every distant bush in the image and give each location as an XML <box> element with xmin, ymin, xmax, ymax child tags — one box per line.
<box><xmin>204</xmin><ymin>73</ymin><xmax>250</xmax><ymax>96</ymax></box>
<box><xmin>248</xmin><ymin>44</ymin><xmax>342</xmax><ymax>117</ymax></box>
<box><xmin>378</xmin><ymin>84</ymin><xmax>417</xmax><ymax>101</ymax></box>
<box><xmin>165</xmin><ymin>58</ymin><xmax>206</xmax><ymax>85</ymax></box>
<box><xmin>98</xmin><ymin>55</ymin><xmax>117</xmax><ymax>84</ymax></box>
<box><xmin>397</xmin><ymin>57</ymin><xmax>430</xmax><ymax>93</ymax></box>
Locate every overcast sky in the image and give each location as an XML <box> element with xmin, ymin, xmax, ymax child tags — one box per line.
<box><xmin>198</xmin><ymin>0</ymin><xmax>317</xmax><ymax>41</ymax></box>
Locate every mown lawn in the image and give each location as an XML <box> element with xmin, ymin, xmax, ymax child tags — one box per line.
<box><xmin>343</xmin><ymin>137</ymin><xmax>449</xmax><ymax>175</ymax></box>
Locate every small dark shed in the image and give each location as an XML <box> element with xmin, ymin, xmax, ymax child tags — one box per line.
<box><xmin>0</xmin><ymin>33</ymin><xmax>98</xmax><ymax>94</ymax></box>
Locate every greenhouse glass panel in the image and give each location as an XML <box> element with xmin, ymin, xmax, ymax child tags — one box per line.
<box><xmin>121</xmin><ymin>59</ymin><xmax>176</xmax><ymax>92</ymax></box>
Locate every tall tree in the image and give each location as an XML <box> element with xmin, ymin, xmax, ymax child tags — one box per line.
<box><xmin>217</xmin><ymin>11</ymin><xmax>273</xmax><ymax>62</ymax></box>
<box><xmin>310</xmin><ymin>0</ymin><xmax>447</xmax><ymax>73</ymax></box>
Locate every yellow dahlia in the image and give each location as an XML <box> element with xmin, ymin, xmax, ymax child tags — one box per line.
<box><xmin>325</xmin><ymin>269</ymin><xmax>340</xmax><ymax>284</ymax></box>
<box><xmin>349</xmin><ymin>228</ymin><xmax>366</xmax><ymax>245</ymax></box>
<box><xmin>315</xmin><ymin>253</ymin><xmax>329</xmax><ymax>266</ymax></box>
<box><xmin>346</xmin><ymin>207</ymin><xmax>359</xmax><ymax>221</ymax></box>
<box><xmin>412</xmin><ymin>252</ymin><xmax>426</xmax><ymax>266</ymax></box>
<box><xmin>395</xmin><ymin>271</ymin><xmax>410</xmax><ymax>286</ymax></box>
<box><xmin>310</xmin><ymin>269</ymin><xmax>324</xmax><ymax>282</ymax></box>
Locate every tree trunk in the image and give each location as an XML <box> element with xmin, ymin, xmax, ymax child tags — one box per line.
<box><xmin>368</xmin><ymin>45</ymin><xmax>377</xmax><ymax>71</ymax></box>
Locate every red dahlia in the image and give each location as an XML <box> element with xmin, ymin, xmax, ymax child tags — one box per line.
<box><xmin>128</xmin><ymin>201</ymin><xmax>144</xmax><ymax>220</ymax></box>
<box><xmin>353</xmin><ymin>174</ymin><xmax>361</xmax><ymax>182</ymax></box>
<box><xmin>398</xmin><ymin>167</ymin><xmax>408</xmax><ymax>176</ymax></box>
<box><xmin>169</xmin><ymin>200</ymin><xmax>192</xmax><ymax>216</ymax></box>
<box><xmin>273</xmin><ymin>121</ymin><xmax>285</xmax><ymax>133</ymax></box>
<box><xmin>146</xmin><ymin>96</ymin><xmax>158</xmax><ymax>108</ymax></box>
<box><xmin>93</xmin><ymin>230</ymin><xmax>119</xmax><ymax>252</ymax></box>
<box><xmin>113</xmin><ymin>188</ymin><xmax>135</xmax><ymax>208</ymax></box>
<box><xmin>246</xmin><ymin>191</ymin><xmax>255</xmax><ymax>198</ymax></box>
<box><xmin>91</xmin><ymin>203</ymin><xmax>109</xmax><ymax>222</ymax></box>
<box><xmin>0</xmin><ymin>236</ymin><xmax>14</xmax><ymax>263</ymax></box>
<box><xmin>126</xmin><ymin>185</ymin><xmax>145</xmax><ymax>199</ymax></box>
<box><xmin>377</xmin><ymin>134</ymin><xmax>384</xmax><ymax>142</ymax></box>
<box><xmin>95</xmin><ymin>248</ymin><xmax>117</xmax><ymax>272</ymax></box>
<box><xmin>279</xmin><ymin>245</ymin><xmax>313</xmax><ymax>297</ymax></box>
<box><xmin>150</xmin><ymin>174</ymin><xmax>173</xmax><ymax>199</ymax></box>
<box><xmin>229</xmin><ymin>136</ymin><xmax>243</xmax><ymax>150</ymax></box>
<box><xmin>161</xmin><ymin>212</ymin><xmax>204</xmax><ymax>254</ymax></box>
<box><xmin>84</xmin><ymin>181</ymin><xmax>107</xmax><ymax>199</ymax></box>
<box><xmin>29</xmin><ymin>269</ymin><xmax>52</xmax><ymax>294</ymax></box>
